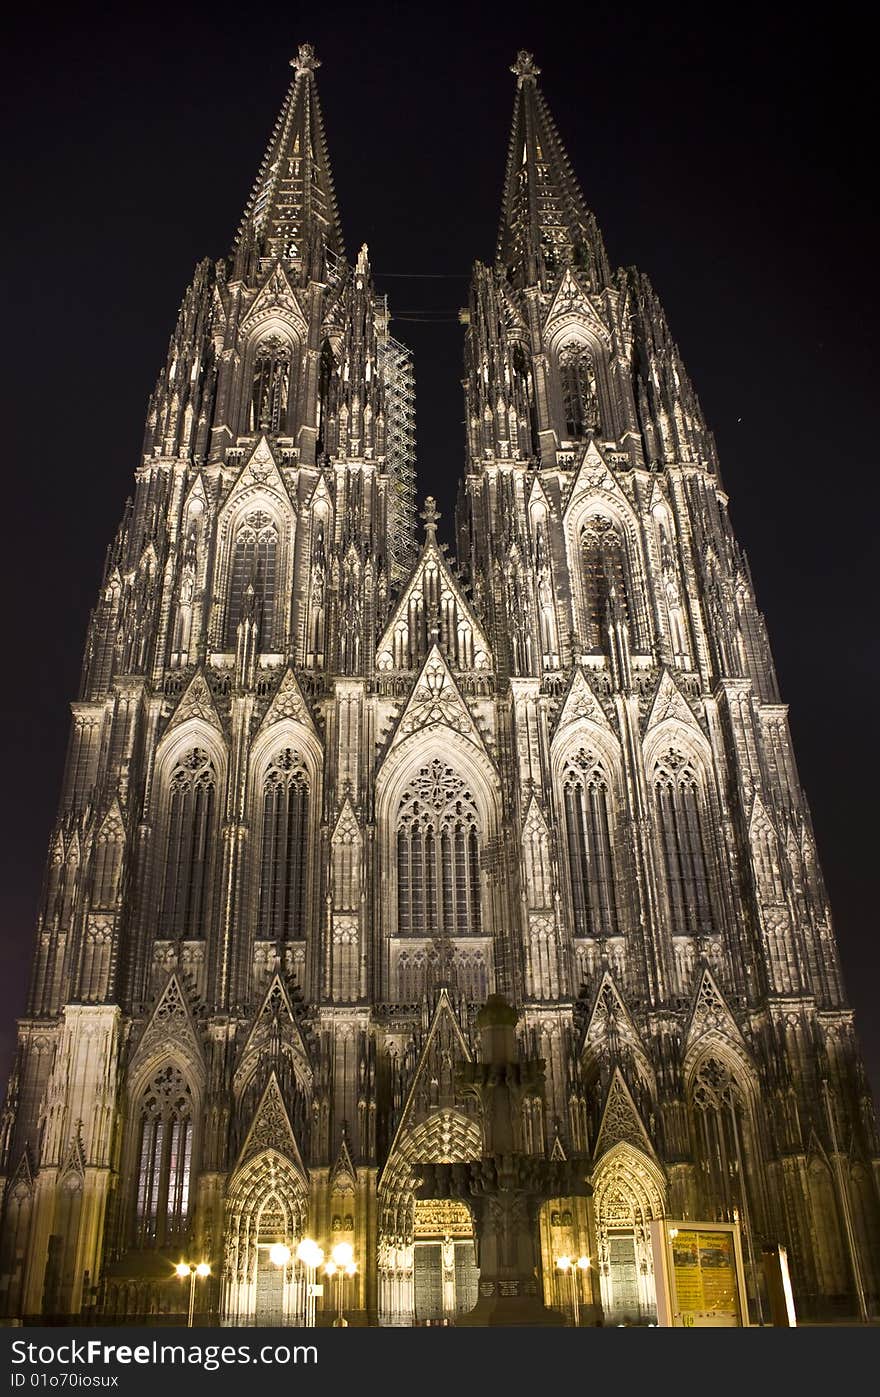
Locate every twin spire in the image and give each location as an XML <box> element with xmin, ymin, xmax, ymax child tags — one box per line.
<box><xmin>236</xmin><ymin>42</ymin><xmax>344</xmax><ymax>265</ymax></box>
<box><xmin>498</xmin><ymin>50</ymin><xmax>610</xmax><ymax>291</ymax></box>
<box><xmin>237</xmin><ymin>45</ymin><xmax>607</xmax><ymax>293</ymax></box>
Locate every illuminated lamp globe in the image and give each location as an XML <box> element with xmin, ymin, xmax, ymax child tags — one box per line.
<box><xmin>331</xmin><ymin>1242</ymin><xmax>354</xmax><ymax>1267</ymax></box>
<box><xmin>195</xmin><ymin>1262</ymin><xmax>211</xmax><ymax>1278</ymax></box>
<box><xmin>556</xmin><ymin>1255</ymin><xmax>572</xmax><ymax>1272</ymax></box>
<box><xmin>175</xmin><ymin>1262</ymin><xmax>191</xmax><ymax>1279</ymax></box>
<box><xmin>297</xmin><ymin>1238</ymin><xmax>324</xmax><ymax>1268</ymax></box>
<box><xmin>269</xmin><ymin>1243</ymin><xmax>291</xmax><ymax>1268</ymax></box>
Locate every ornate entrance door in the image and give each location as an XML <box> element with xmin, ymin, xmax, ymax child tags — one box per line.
<box><xmin>606</xmin><ymin>1232</ymin><xmax>641</xmax><ymax>1323</ymax></box>
<box><xmin>414</xmin><ymin>1243</ymin><xmax>443</xmax><ymax>1321</ymax></box>
<box><xmin>255</xmin><ymin>1246</ymin><xmax>285</xmax><ymax>1324</ymax></box>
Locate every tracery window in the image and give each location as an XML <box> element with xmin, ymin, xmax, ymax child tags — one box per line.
<box><xmin>558</xmin><ymin>341</ymin><xmax>599</xmax><ymax>438</ymax></box>
<box><xmin>257</xmin><ymin>748</ymin><xmax>309</xmax><ymax>941</ymax></box>
<box><xmin>397</xmin><ymin>760</ymin><xmax>481</xmax><ymax>937</ymax></box>
<box><xmin>581</xmin><ymin>515</ymin><xmax>629</xmax><ymax>649</ymax></box>
<box><xmin>562</xmin><ymin>750</ymin><xmax>620</xmax><ymax>937</ymax></box>
<box><xmin>159</xmin><ymin>748</ymin><xmax>216</xmax><ymax>939</ymax></box>
<box><xmin>691</xmin><ymin>1056</ymin><xmax>750</xmax><ymax>1223</ymax></box>
<box><xmin>250</xmin><ymin>336</ymin><xmax>291</xmax><ymax>433</ymax></box>
<box><xmin>225</xmin><ymin>511</ymin><xmax>279</xmax><ymax>649</ymax></box>
<box><xmin>135</xmin><ymin>1065</ymin><xmax>193</xmax><ymax>1246</ymax></box>
<box><xmin>654</xmin><ymin>751</ymin><xmax>714</xmax><ymax>934</ymax></box>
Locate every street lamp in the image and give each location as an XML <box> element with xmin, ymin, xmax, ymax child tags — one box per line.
<box><xmin>297</xmin><ymin>1238</ymin><xmax>325</xmax><ymax>1327</ymax></box>
<box><xmin>175</xmin><ymin>1260</ymin><xmax>211</xmax><ymax>1328</ymax></box>
<box><xmin>556</xmin><ymin>1254</ymin><xmax>590</xmax><ymax>1327</ymax></box>
<box><xmin>324</xmin><ymin>1242</ymin><xmax>357</xmax><ymax>1327</ymax></box>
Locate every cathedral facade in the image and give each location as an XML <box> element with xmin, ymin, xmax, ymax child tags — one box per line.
<box><xmin>0</xmin><ymin>46</ymin><xmax>877</xmax><ymax>1327</ymax></box>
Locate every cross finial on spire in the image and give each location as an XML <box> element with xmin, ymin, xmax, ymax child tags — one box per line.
<box><xmin>291</xmin><ymin>42</ymin><xmax>321</xmax><ymax>76</ymax></box>
<box><xmin>511</xmin><ymin>50</ymin><xmax>541</xmax><ymax>86</ymax></box>
<box><xmin>420</xmin><ymin>496</ymin><xmax>440</xmax><ymax>540</ymax></box>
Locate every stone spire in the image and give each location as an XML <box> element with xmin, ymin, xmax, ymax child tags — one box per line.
<box><xmin>496</xmin><ymin>51</ymin><xmax>610</xmax><ymax>291</ymax></box>
<box><xmin>235</xmin><ymin>43</ymin><xmax>344</xmax><ymax>264</ymax></box>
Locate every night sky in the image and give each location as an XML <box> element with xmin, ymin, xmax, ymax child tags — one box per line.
<box><xmin>2</xmin><ymin>1</ymin><xmax>877</xmax><ymax>1106</ymax></box>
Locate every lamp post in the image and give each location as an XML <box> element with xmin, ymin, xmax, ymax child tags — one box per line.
<box><xmin>556</xmin><ymin>1254</ymin><xmax>590</xmax><ymax>1327</ymax></box>
<box><xmin>324</xmin><ymin>1242</ymin><xmax>357</xmax><ymax>1326</ymax></box>
<box><xmin>175</xmin><ymin>1261</ymin><xmax>211</xmax><ymax>1328</ymax></box>
<box><xmin>297</xmin><ymin>1238</ymin><xmax>325</xmax><ymax>1327</ymax></box>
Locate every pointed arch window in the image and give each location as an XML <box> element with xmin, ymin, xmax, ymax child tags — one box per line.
<box><xmin>654</xmin><ymin>752</ymin><xmax>714</xmax><ymax>933</ymax></box>
<box><xmin>558</xmin><ymin>340</ymin><xmax>599</xmax><ymax>438</ymax></box>
<box><xmin>225</xmin><ymin>511</ymin><xmax>279</xmax><ymax>649</ymax></box>
<box><xmin>580</xmin><ymin>515</ymin><xmax>630</xmax><ymax>650</ymax></box>
<box><xmin>690</xmin><ymin>1056</ymin><xmax>754</xmax><ymax>1227</ymax></box>
<box><xmin>135</xmin><ymin>1064</ymin><xmax>193</xmax><ymax>1246</ymax></box>
<box><xmin>258</xmin><ymin>748</ymin><xmax>309</xmax><ymax>940</ymax></box>
<box><xmin>397</xmin><ymin>760</ymin><xmax>482</xmax><ymax>937</ymax></box>
<box><xmin>250</xmin><ymin>336</ymin><xmax>291</xmax><ymax>433</ymax></box>
<box><xmin>562</xmin><ymin>750</ymin><xmax>620</xmax><ymax>937</ymax></box>
<box><xmin>317</xmin><ymin>340</ymin><xmax>337</xmax><ymax>456</ymax></box>
<box><xmin>160</xmin><ymin>748</ymin><xmax>216</xmax><ymax>939</ymax></box>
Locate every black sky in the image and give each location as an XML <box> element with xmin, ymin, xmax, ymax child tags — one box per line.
<box><xmin>1</xmin><ymin>0</ymin><xmax>877</xmax><ymax>1104</ymax></box>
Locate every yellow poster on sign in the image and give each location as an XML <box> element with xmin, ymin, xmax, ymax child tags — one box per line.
<box><xmin>650</xmin><ymin>1220</ymin><xmax>748</xmax><ymax>1327</ymax></box>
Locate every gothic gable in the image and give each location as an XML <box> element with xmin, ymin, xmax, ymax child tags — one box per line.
<box><xmin>594</xmin><ymin>1068</ymin><xmax>655</xmax><ymax>1162</ymax></box>
<box><xmin>234</xmin><ymin>974</ymin><xmax>312</xmax><ymax>1091</ymax></box>
<box><xmin>329</xmin><ymin>1129</ymin><xmax>357</xmax><ymax>1192</ymax></box>
<box><xmin>375</xmin><ymin>541</ymin><xmax>491</xmax><ymax>674</ymax></box>
<box><xmin>387</xmin><ymin>646</ymin><xmax>490</xmax><ymax>755</ymax></box>
<box><xmin>255</xmin><ymin>666</ymin><xmax>318</xmax><ymax>739</ymax></box>
<box><xmin>580</xmin><ymin>974</ymin><xmax>654</xmax><ymax>1091</ymax></box>
<box><xmin>60</xmin><ymin>1128</ymin><xmax>86</xmax><ymax>1181</ymax></box>
<box><xmin>7</xmin><ymin>1151</ymin><xmax>33</xmax><ymax>1198</ymax></box>
<box><xmin>182</xmin><ymin>472</ymin><xmax>211</xmax><ymax>519</ymax></box>
<box><xmin>388</xmin><ymin>988</ymin><xmax>474</xmax><ymax>1160</ymax></box>
<box><xmin>552</xmin><ymin>664</ymin><xmax>615</xmax><ymax>740</ymax></box>
<box><xmin>643</xmin><ymin>668</ymin><xmax>703</xmax><ymax>738</ymax></box>
<box><xmin>219</xmin><ymin>435</ymin><xmax>294</xmax><ymax>518</ymax></box>
<box><xmin>240</xmin><ymin>261</ymin><xmax>308</xmax><ymax>339</ymax></box>
<box><xmin>543</xmin><ymin>266</ymin><xmax>610</xmax><ymax>345</ymax></box>
<box><xmin>96</xmin><ymin>796</ymin><xmax>125</xmax><ymax>840</ymax></box>
<box><xmin>130</xmin><ymin>973</ymin><xmax>204</xmax><ymax>1076</ymax></box>
<box><xmin>236</xmin><ymin>1070</ymin><xmax>306</xmax><ymax>1174</ymax></box>
<box><xmin>165</xmin><ymin>669</ymin><xmax>224</xmax><ymax>737</ymax></box>
<box><xmin>684</xmin><ymin>969</ymin><xmax>748</xmax><ymax>1061</ymax></box>
<box><xmin>562</xmin><ymin>439</ymin><xmax>633</xmax><ymax>518</ymax></box>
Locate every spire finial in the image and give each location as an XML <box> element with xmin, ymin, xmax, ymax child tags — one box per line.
<box><xmin>291</xmin><ymin>42</ymin><xmax>321</xmax><ymax>76</ymax></box>
<box><xmin>511</xmin><ymin>50</ymin><xmax>541</xmax><ymax>87</ymax></box>
<box><xmin>420</xmin><ymin>496</ymin><xmax>440</xmax><ymax>541</ymax></box>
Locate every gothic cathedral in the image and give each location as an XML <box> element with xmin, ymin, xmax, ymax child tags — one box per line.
<box><xmin>1</xmin><ymin>46</ymin><xmax>877</xmax><ymax>1327</ymax></box>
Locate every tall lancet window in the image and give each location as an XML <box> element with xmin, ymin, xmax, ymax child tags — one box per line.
<box><xmin>397</xmin><ymin>760</ymin><xmax>482</xmax><ymax>937</ymax></box>
<box><xmin>581</xmin><ymin>515</ymin><xmax>629</xmax><ymax>650</ymax></box>
<box><xmin>258</xmin><ymin>748</ymin><xmax>309</xmax><ymax>940</ymax></box>
<box><xmin>160</xmin><ymin>748</ymin><xmax>216</xmax><ymax>939</ymax></box>
<box><xmin>317</xmin><ymin>339</ymin><xmax>336</xmax><ymax>456</ymax></box>
<box><xmin>135</xmin><ymin>1065</ymin><xmax>193</xmax><ymax>1246</ymax></box>
<box><xmin>691</xmin><ymin>1056</ymin><xmax>754</xmax><ymax>1226</ymax></box>
<box><xmin>654</xmin><ymin>751</ymin><xmax>715</xmax><ymax>933</ymax></box>
<box><xmin>562</xmin><ymin>750</ymin><xmax>620</xmax><ymax>937</ymax></box>
<box><xmin>558</xmin><ymin>340</ymin><xmax>600</xmax><ymax>438</ymax></box>
<box><xmin>225</xmin><ymin>511</ymin><xmax>279</xmax><ymax>649</ymax></box>
<box><xmin>250</xmin><ymin>336</ymin><xmax>291</xmax><ymax>433</ymax></box>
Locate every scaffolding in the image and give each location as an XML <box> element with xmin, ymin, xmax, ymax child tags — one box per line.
<box><xmin>378</xmin><ymin>327</ymin><xmax>418</xmax><ymax>584</ymax></box>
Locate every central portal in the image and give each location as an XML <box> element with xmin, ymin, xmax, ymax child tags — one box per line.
<box><xmin>412</xmin><ymin>1199</ymin><xmax>478</xmax><ymax>1323</ymax></box>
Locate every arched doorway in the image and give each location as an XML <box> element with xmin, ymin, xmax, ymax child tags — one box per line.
<box><xmin>222</xmin><ymin>1150</ymin><xmax>308</xmax><ymax>1325</ymax></box>
<box><xmin>378</xmin><ymin>1109</ymin><xmax>482</xmax><ymax>1326</ymax></box>
<box><xmin>413</xmin><ymin>1199</ymin><xmax>478</xmax><ymax>1323</ymax></box>
<box><xmin>592</xmin><ymin>1143</ymin><xmax>666</xmax><ymax>1325</ymax></box>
